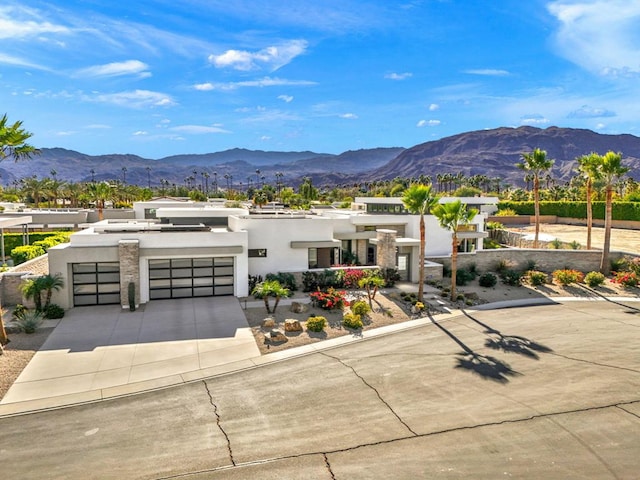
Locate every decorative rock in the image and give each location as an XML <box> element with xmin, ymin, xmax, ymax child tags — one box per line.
<box><xmin>290</xmin><ymin>302</ymin><xmax>308</xmax><ymax>313</ymax></box>
<box><xmin>262</xmin><ymin>317</ymin><xmax>276</xmax><ymax>328</ymax></box>
<box><xmin>464</xmin><ymin>292</ymin><xmax>480</xmax><ymax>301</ymax></box>
<box><xmin>269</xmin><ymin>329</ymin><xmax>288</xmax><ymax>343</ymax></box>
<box><xmin>284</xmin><ymin>319</ymin><xmax>303</xmax><ymax>332</ymax></box>
<box><xmin>4</xmin><ymin>322</ymin><xmax>22</xmax><ymax>334</ymax></box>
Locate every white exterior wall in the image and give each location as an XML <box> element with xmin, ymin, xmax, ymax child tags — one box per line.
<box><xmin>229</xmin><ymin>215</ymin><xmax>336</xmax><ymax>277</ymax></box>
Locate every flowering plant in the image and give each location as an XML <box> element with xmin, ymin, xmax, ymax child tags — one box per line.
<box><xmin>342</xmin><ymin>269</ymin><xmax>368</xmax><ymax>289</ymax></box>
<box><xmin>552</xmin><ymin>269</ymin><xmax>584</xmax><ymax>286</ymax></box>
<box><xmin>310</xmin><ymin>287</ymin><xmax>348</xmax><ymax>310</ymax></box>
<box><xmin>612</xmin><ymin>271</ymin><xmax>639</xmax><ymax>288</ymax></box>
<box><xmin>414</xmin><ymin>302</ymin><xmax>425</xmax><ymax>311</ymax></box>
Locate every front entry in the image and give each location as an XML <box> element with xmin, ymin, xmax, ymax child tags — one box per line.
<box><xmin>396</xmin><ymin>253</ymin><xmax>410</xmax><ymax>281</ymax></box>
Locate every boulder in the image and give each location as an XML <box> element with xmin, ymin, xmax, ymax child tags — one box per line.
<box><xmin>269</xmin><ymin>329</ymin><xmax>288</xmax><ymax>343</ymax></box>
<box><xmin>290</xmin><ymin>302</ymin><xmax>308</xmax><ymax>313</ymax></box>
<box><xmin>4</xmin><ymin>322</ymin><xmax>22</xmax><ymax>334</ymax></box>
<box><xmin>262</xmin><ymin>317</ymin><xmax>276</xmax><ymax>328</ymax></box>
<box><xmin>284</xmin><ymin>319</ymin><xmax>303</xmax><ymax>332</ymax></box>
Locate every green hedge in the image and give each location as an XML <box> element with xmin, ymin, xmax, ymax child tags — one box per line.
<box><xmin>497</xmin><ymin>202</ymin><xmax>640</xmax><ymax>221</ymax></box>
<box><xmin>1</xmin><ymin>231</ymin><xmax>71</xmax><ymax>254</ymax></box>
<box><xmin>11</xmin><ymin>245</ymin><xmax>46</xmax><ymax>265</ymax></box>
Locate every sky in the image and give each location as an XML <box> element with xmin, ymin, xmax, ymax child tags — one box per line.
<box><xmin>1</xmin><ymin>0</ymin><xmax>640</xmax><ymax>159</ymax></box>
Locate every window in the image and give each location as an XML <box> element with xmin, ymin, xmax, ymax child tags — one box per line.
<box><xmin>248</xmin><ymin>249</ymin><xmax>267</xmax><ymax>258</ymax></box>
<box><xmin>308</xmin><ymin>248</ymin><xmax>318</xmax><ymax>269</ymax></box>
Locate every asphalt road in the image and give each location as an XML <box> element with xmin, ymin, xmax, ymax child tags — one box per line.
<box><xmin>2</xmin><ymin>300</ymin><xmax>639</xmax><ymax>479</ymax></box>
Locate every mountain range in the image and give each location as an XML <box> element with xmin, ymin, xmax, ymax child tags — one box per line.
<box><xmin>0</xmin><ymin>126</ymin><xmax>638</xmax><ymax>189</ymax></box>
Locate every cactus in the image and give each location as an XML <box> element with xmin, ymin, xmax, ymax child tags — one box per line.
<box><xmin>128</xmin><ymin>281</ymin><xmax>136</xmax><ymax>311</ymax></box>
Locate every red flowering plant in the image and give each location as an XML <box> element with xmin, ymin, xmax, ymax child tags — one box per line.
<box><xmin>612</xmin><ymin>271</ymin><xmax>639</xmax><ymax>288</ymax></box>
<box><xmin>309</xmin><ymin>287</ymin><xmax>349</xmax><ymax>310</ymax></box>
<box><xmin>342</xmin><ymin>269</ymin><xmax>368</xmax><ymax>289</ymax></box>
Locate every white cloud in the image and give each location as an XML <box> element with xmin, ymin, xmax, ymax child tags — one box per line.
<box><xmin>385</xmin><ymin>72</ymin><xmax>412</xmax><ymax>80</ymax></box>
<box><xmin>56</xmin><ymin>130</ymin><xmax>76</xmax><ymax>136</ymax></box>
<box><xmin>568</xmin><ymin>105</ymin><xmax>616</xmax><ymax>118</ymax></box>
<box><xmin>133</xmin><ymin>131</ymin><xmax>148</xmax><ymax>136</ymax></box>
<box><xmin>428</xmin><ymin>103</ymin><xmax>439</xmax><ymax>111</ymax></box>
<box><xmin>520</xmin><ymin>114</ymin><xmax>549</xmax><ymax>125</ymax></box>
<box><xmin>278</xmin><ymin>94</ymin><xmax>294</xmax><ymax>103</ymax></box>
<box><xmin>92</xmin><ymin>90</ymin><xmax>175</xmax><ymax>108</ymax></box>
<box><xmin>208</xmin><ymin>40</ymin><xmax>308</xmax><ymax>72</ymax></box>
<box><xmin>0</xmin><ymin>7</ymin><xmax>70</xmax><ymax>39</ymax></box>
<box><xmin>0</xmin><ymin>52</ymin><xmax>50</xmax><ymax>70</ymax></box>
<box><xmin>417</xmin><ymin>119</ymin><xmax>441</xmax><ymax>127</ymax></box>
<box><xmin>463</xmin><ymin>69</ymin><xmax>510</xmax><ymax>76</ymax></box>
<box><xmin>548</xmin><ymin>1</ymin><xmax>640</xmax><ymax>76</ymax></box>
<box><xmin>170</xmin><ymin>124</ymin><xmax>230</xmax><ymax>134</ymax></box>
<box><xmin>194</xmin><ymin>77</ymin><xmax>316</xmax><ymax>91</ymax></box>
<box><xmin>260</xmin><ymin>135</ymin><xmax>271</xmax><ymax>141</ymax></box>
<box><xmin>595</xmin><ymin>122</ymin><xmax>606</xmax><ymax>129</ymax></box>
<box><xmin>340</xmin><ymin>113</ymin><xmax>358</xmax><ymax>119</ymax></box>
<box><xmin>76</xmin><ymin>60</ymin><xmax>151</xmax><ymax>78</ymax></box>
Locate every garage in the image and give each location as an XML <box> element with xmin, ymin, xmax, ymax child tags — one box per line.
<box><xmin>148</xmin><ymin>257</ymin><xmax>234</xmax><ymax>300</ymax></box>
<box><xmin>72</xmin><ymin>262</ymin><xmax>121</xmax><ymax>306</ymax></box>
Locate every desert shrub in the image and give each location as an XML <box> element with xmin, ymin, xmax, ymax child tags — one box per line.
<box><xmin>342</xmin><ymin>313</ymin><xmax>363</xmax><ymax>329</ymax></box>
<box><xmin>380</xmin><ymin>267</ymin><xmax>401</xmax><ymax>287</ymax></box>
<box><xmin>495</xmin><ymin>259</ymin><xmax>514</xmax><ymax>275</ymax></box>
<box><xmin>483</xmin><ymin>238</ymin><xmax>502</xmax><ymax>249</ymax></box>
<box><xmin>500</xmin><ymin>269</ymin><xmax>522</xmax><ymax>286</ymax></box>
<box><xmin>568</xmin><ymin>240</ymin><xmax>581</xmax><ymax>250</ymax></box>
<box><xmin>495</xmin><ymin>208</ymin><xmax>518</xmax><ymax>216</ymax></box>
<box><xmin>485</xmin><ymin>221</ymin><xmax>504</xmax><ymax>230</ymax></box>
<box><xmin>265</xmin><ymin>272</ymin><xmax>297</xmax><ymax>291</ymax></box>
<box><xmin>525</xmin><ymin>259</ymin><xmax>537</xmax><ymax>271</ymax></box>
<box><xmin>455</xmin><ymin>268</ymin><xmax>475</xmax><ymax>286</ymax></box>
<box><xmin>442</xmin><ymin>264</ymin><xmax>451</xmax><ymax>278</ymax></box>
<box><xmin>548</xmin><ymin>239</ymin><xmax>563</xmax><ymax>249</ymax></box>
<box><xmin>16</xmin><ymin>310</ymin><xmax>44</xmax><ymax>334</ymax></box>
<box><xmin>43</xmin><ymin>303</ymin><xmax>65</xmax><ymax>319</ymax></box>
<box><xmin>524</xmin><ymin>270</ymin><xmax>548</xmax><ymax>286</ymax></box>
<box><xmin>10</xmin><ymin>245</ymin><xmax>46</xmax><ymax>265</ymax></box>
<box><xmin>302</xmin><ymin>270</ymin><xmax>341</xmax><ymax>292</ymax></box>
<box><xmin>621</xmin><ymin>256</ymin><xmax>640</xmax><ymax>275</ymax></box>
<box><xmin>456</xmin><ymin>293</ymin><xmax>465</xmax><ymax>301</ymax></box>
<box><xmin>584</xmin><ymin>271</ymin><xmax>606</xmax><ymax>288</ymax></box>
<box><xmin>552</xmin><ymin>269</ymin><xmax>584</xmax><ymax>286</ymax></box>
<box><xmin>306</xmin><ymin>316</ymin><xmax>327</xmax><ymax>332</ymax></box>
<box><xmin>309</xmin><ymin>288</ymin><xmax>348</xmax><ymax>310</ymax></box>
<box><xmin>610</xmin><ymin>257</ymin><xmax>628</xmax><ymax>273</ymax></box>
<box><xmin>350</xmin><ymin>299</ymin><xmax>371</xmax><ymax>316</ymax></box>
<box><xmin>478</xmin><ymin>272</ymin><xmax>497</xmax><ymax>288</ymax></box>
<box><xmin>612</xmin><ymin>271</ymin><xmax>639</xmax><ymax>288</ymax></box>
<box><xmin>12</xmin><ymin>304</ymin><xmax>28</xmax><ymax>320</ymax></box>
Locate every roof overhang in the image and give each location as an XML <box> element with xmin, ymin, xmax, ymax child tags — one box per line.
<box><xmin>290</xmin><ymin>240</ymin><xmax>341</xmax><ymax>249</ymax></box>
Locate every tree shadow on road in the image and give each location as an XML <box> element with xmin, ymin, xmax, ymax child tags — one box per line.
<box><xmin>427</xmin><ymin>312</ymin><xmax>521</xmax><ymax>383</ymax></box>
<box><xmin>460</xmin><ymin>309</ymin><xmax>554</xmax><ymax>360</ymax></box>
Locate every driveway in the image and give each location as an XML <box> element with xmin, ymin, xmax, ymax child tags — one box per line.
<box><xmin>1</xmin><ymin>300</ymin><xmax>638</xmax><ymax>479</ymax></box>
<box><xmin>0</xmin><ymin>297</ymin><xmax>260</xmax><ymax>409</ymax></box>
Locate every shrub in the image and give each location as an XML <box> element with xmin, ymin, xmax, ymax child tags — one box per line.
<box><xmin>455</xmin><ymin>268</ymin><xmax>476</xmax><ymax>286</ymax></box>
<box><xmin>485</xmin><ymin>221</ymin><xmax>504</xmax><ymax>230</ymax></box>
<box><xmin>342</xmin><ymin>269</ymin><xmax>368</xmax><ymax>289</ymax></box>
<box><xmin>610</xmin><ymin>257</ymin><xmax>628</xmax><ymax>273</ymax></box>
<box><xmin>524</xmin><ymin>270</ymin><xmax>548</xmax><ymax>286</ymax></box>
<box><xmin>350</xmin><ymin>300</ymin><xmax>371</xmax><ymax>316</ymax></box>
<box><xmin>569</xmin><ymin>240</ymin><xmax>581</xmax><ymax>250</ymax></box>
<box><xmin>342</xmin><ymin>313</ymin><xmax>363</xmax><ymax>329</ymax></box>
<box><xmin>584</xmin><ymin>271</ymin><xmax>606</xmax><ymax>288</ymax></box>
<box><xmin>548</xmin><ymin>239</ymin><xmax>563</xmax><ymax>249</ymax></box>
<box><xmin>495</xmin><ymin>259</ymin><xmax>514</xmax><ymax>274</ymax></box>
<box><xmin>265</xmin><ymin>272</ymin><xmax>297</xmax><ymax>291</ymax></box>
<box><xmin>612</xmin><ymin>271</ymin><xmax>639</xmax><ymax>288</ymax></box>
<box><xmin>500</xmin><ymin>269</ymin><xmax>521</xmax><ymax>286</ymax></box>
<box><xmin>309</xmin><ymin>288</ymin><xmax>348</xmax><ymax>310</ymax></box>
<box><xmin>495</xmin><ymin>208</ymin><xmax>518</xmax><ymax>216</ymax></box>
<box><xmin>16</xmin><ymin>310</ymin><xmax>44</xmax><ymax>334</ymax></box>
<box><xmin>43</xmin><ymin>303</ymin><xmax>65</xmax><ymax>319</ymax></box>
<box><xmin>478</xmin><ymin>272</ymin><xmax>497</xmax><ymax>288</ymax></box>
<box><xmin>306</xmin><ymin>316</ymin><xmax>326</xmax><ymax>332</ymax></box>
<box><xmin>302</xmin><ymin>270</ymin><xmax>341</xmax><ymax>292</ymax></box>
<box><xmin>552</xmin><ymin>269</ymin><xmax>584</xmax><ymax>286</ymax></box>
<box><xmin>10</xmin><ymin>245</ymin><xmax>46</xmax><ymax>265</ymax></box>
<box><xmin>525</xmin><ymin>259</ymin><xmax>537</xmax><ymax>271</ymax></box>
<box><xmin>381</xmin><ymin>267</ymin><xmax>401</xmax><ymax>287</ymax></box>
<box><xmin>483</xmin><ymin>238</ymin><xmax>502</xmax><ymax>249</ymax></box>
<box><xmin>12</xmin><ymin>304</ymin><xmax>28</xmax><ymax>320</ymax></box>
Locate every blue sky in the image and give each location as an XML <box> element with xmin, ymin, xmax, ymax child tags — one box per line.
<box><xmin>1</xmin><ymin>1</ymin><xmax>639</xmax><ymax>158</ymax></box>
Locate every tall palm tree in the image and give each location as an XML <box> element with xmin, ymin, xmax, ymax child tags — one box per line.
<box><xmin>0</xmin><ymin>114</ymin><xmax>39</xmax><ymax>162</ymax></box>
<box><xmin>402</xmin><ymin>184</ymin><xmax>438</xmax><ymax>302</ymax></box>
<box><xmin>599</xmin><ymin>151</ymin><xmax>629</xmax><ymax>274</ymax></box>
<box><xmin>39</xmin><ymin>273</ymin><xmax>65</xmax><ymax>309</ymax></box>
<box><xmin>88</xmin><ymin>181</ymin><xmax>113</xmax><ymax>221</ymax></box>
<box><xmin>432</xmin><ymin>200</ymin><xmax>478</xmax><ymax>301</ymax></box>
<box><xmin>516</xmin><ymin>148</ymin><xmax>554</xmax><ymax>248</ymax></box>
<box><xmin>576</xmin><ymin>153</ymin><xmax>602</xmax><ymax>250</ymax></box>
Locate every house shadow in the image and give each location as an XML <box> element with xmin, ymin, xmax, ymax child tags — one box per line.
<box><xmin>427</xmin><ymin>312</ymin><xmax>521</xmax><ymax>383</ymax></box>
<box><xmin>576</xmin><ymin>285</ymin><xmax>640</xmax><ymax>313</ymax></box>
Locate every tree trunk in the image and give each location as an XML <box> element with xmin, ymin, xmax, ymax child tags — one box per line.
<box><xmin>586</xmin><ymin>179</ymin><xmax>592</xmax><ymax>250</ymax></box>
<box><xmin>418</xmin><ymin>215</ymin><xmax>425</xmax><ymax>302</ymax></box>
<box><xmin>263</xmin><ymin>296</ymin><xmax>271</xmax><ymax>314</ymax></box>
<box><xmin>533</xmin><ymin>176</ymin><xmax>540</xmax><ymax>249</ymax></box>
<box><xmin>273</xmin><ymin>296</ymin><xmax>280</xmax><ymax>314</ymax></box>
<box><xmin>0</xmin><ymin>316</ymin><xmax>9</xmax><ymax>346</ymax></box>
<box><xmin>600</xmin><ymin>185</ymin><xmax>613</xmax><ymax>274</ymax></box>
<box><xmin>450</xmin><ymin>233</ymin><xmax>458</xmax><ymax>302</ymax></box>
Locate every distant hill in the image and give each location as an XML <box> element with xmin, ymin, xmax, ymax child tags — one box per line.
<box><xmin>366</xmin><ymin>126</ymin><xmax>640</xmax><ymax>186</ymax></box>
<box><xmin>1</xmin><ymin>127</ymin><xmax>638</xmax><ymax>188</ymax></box>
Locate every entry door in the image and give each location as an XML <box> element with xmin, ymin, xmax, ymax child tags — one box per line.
<box><xmin>396</xmin><ymin>253</ymin><xmax>410</xmax><ymax>281</ymax></box>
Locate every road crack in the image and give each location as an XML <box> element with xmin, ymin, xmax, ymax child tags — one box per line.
<box><xmin>203</xmin><ymin>380</ymin><xmax>236</xmax><ymax>466</ymax></box>
<box><xmin>320</xmin><ymin>352</ymin><xmax>418</xmax><ymax>436</ymax></box>
<box><xmin>323</xmin><ymin>453</ymin><xmax>337</xmax><ymax>480</ymax></box>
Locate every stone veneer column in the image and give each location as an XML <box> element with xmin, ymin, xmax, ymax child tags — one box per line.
<box><xmin>119</xmin><ymin>239</ymin><xmax>140</xmax><ymax>309</ymax></box>
<box><xmin>376</xmin><ymin>229</ymin><xmax>397</xmax><ymax>270</ymax></box>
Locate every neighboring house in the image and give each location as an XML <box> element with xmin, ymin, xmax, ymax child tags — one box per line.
<box><xmin>47</xmin><ymin>197</ymin><xmax>494</xmax><ymax>310</ymax></box>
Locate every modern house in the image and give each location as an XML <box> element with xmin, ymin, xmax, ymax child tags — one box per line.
<box><xmin>47</xmin><ymin>197</ymin><xmax>495</xmax><ymax>310</ymax></box>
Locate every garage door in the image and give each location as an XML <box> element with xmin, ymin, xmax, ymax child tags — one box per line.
<box><xmin>148</xmin><ymin>257</ymin><xmax>234</xmax><ymax>300</ymax></box>
<box><xmin>73</xmin><ymin>262</ymin><xmax>121</xmax><ymax>306</ymax></box>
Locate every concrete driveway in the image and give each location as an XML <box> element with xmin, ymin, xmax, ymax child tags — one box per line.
<box><xmin>1</xmin><ymin>300</ymin><xmax>638</xmax><ymax>479</ymax></box>
<box><xmin>0</xmin><ymin>297</ymin><xmax>260</xmax><ymax>409</ymax></box>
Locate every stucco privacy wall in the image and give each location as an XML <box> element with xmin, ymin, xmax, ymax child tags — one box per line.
<box><xmin>0</xmin><ymin>254</ymin><xmax>50</xmax><ymax>307</ymax></box>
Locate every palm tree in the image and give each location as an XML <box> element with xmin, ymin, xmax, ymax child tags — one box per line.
<box><xmin>252</xmin><ymin>280</ymin><xmax>290</xmax><ymax>314</ymax></box>
<box><xmin>516</xmin><ymin>148</ymin><xmax>554</xmax><ymax>248</ymax></box>
<box><xmin>0</xmin><ymin>114</ymin><xmax>39</xmax><ymax>162</ymax></box>
<box><xmin>432</xmin><ymin>200</ymin><xmax>478</xmax><ymax>301</ymax></box>
<box><xmin>88</xmin><ymin>181</ymin><xmax>113</xmax><ymax>221</ymax></box>
<box><xmin>576</xmin><ymin>153</ymin><xmax>602</xmax><ymax>250</ymax></box>
<box><xmin>39</xmin><ymin>273</ymin><xmax>64</xmax><ymax>308</ymax></box>
<box><xmin>20</xmin><ymin>176</ymin><xmax>46</xmax><ymax>207</ymax></box>
<box><xmin>599</xmin><ymin>151</ymin><xmax>629</xmax><ymax>273</ymax></box>
<box><xmin>402</xmin><ymin>184</ymin><xmax>438</xmax><ymax>302</ymax></box>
